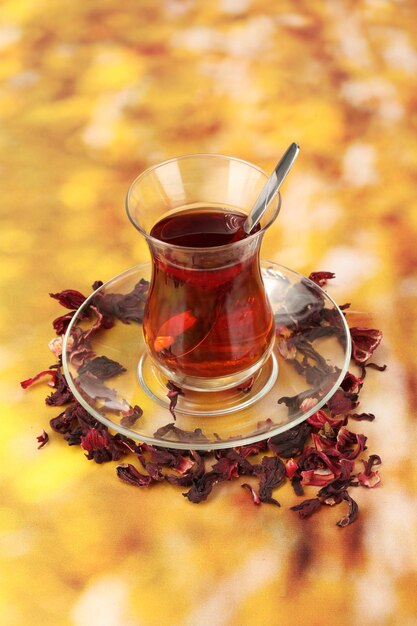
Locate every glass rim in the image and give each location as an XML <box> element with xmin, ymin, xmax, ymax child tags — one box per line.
<box><xmin>125</xmin><ymin>153</ymin><xmax>281</xmax><ymax>253</ymax></box>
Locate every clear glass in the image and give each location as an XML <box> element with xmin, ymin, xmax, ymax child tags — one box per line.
<box><xmin>126</xmin><ymin>154</ymin><xmax>281</xmax><ymax>391</ymax></box>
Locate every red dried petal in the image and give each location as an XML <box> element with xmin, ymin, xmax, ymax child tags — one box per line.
<box><xmin>93</xmin><ymin>278</ymin><xmax>149</xmax><ymax>325</ymax></box>
<box><xmin>45</xmin><ymin>369</ymin><xmax>74</xmax><ymax>406</ymax></box>
<box><xmin>350</xmin><ymin>327</ymin><xmax>383</xmax><ymax>364</ymax></box>
<box><xmin>182</xmin><ymin>472</ymin><xmax>221</xmax><ymax>503</ymax></box>
<box><xmin>254</xmin><ymin>456</ymin><xmax>286</xmax><ymax>505</ymax></box>
<box><xmin>357</xmin><ymin>470</ymin><xmax>381</xmax><ymax>488</ymax></box>
<box><xmin>336</xmin><ymin>492</ymin><xmax>359</xmax><ymax>527</ymax></box>
<box><xmin>357</xmin><ymin>454</ymin><xmax>382</xmax><ymax>488</ymax></box>
<box><xmin>307</xmin><ymin>409</ymin><xmax>347</xmax><ymax>430</ymax></box>
<box><xmin>36</xmin><ymin>429</ymin><xmax>49</xmax><ymax>449</ymax></box>
<box><xmin>21</xmin><ymin>370</ymin><xmax>57</xmax><ymax>389</ymax></box>
<box><xmin>241</xmin><ymin>483</ymin><xmax>261</xmax><ymax>505</ymax></box>
<box><xmin>327</xmin><ymin>389</ymin><xmax>359</xmax><ymax>417</ymax></box>
<box><xmin>120</xmin><ymin>405</ymin><xmax>143</xmax><ymax>428</ymax></box>
<box><xmin>78</xmin><ymin>356</ymin><xmax>126</xmax><ymax>380</ymax></box>
<box><xmin>116</xmin><ymin>463</ymin><xmax>152</xmax><ymax>487</ymax></box>
<box><xmin>308</xmin><ymin>271</ymin><xmax>335</xmax><ymax>287</ymax></box>
<box><xmin>291</xmin><ymin>498</ymin><xmax>322</xmax><ymax>518</ymax></box>
<box><xmin>336</xmin><ymin>428</ymin><xmax>367</xmax><ymax>460</ymax></box>
<box><xmin>50</xmin><ymin>289</ymin><xmax>87</xmax><ymax>310</ymax></box>
<box><xmin>166</xmin><ymin>380</ymin><xmax>184</xmax><ymax>420</ymax></box>
<box><xmin>285</xmin><ymin>458</ymin><xmax>299</xmax><ymax>479</ymax></box>
<box><xmin>53</xmin><ymin>312</ymin><xmax>76</xmax><ymax>335</ymax></box>
<box><xmin>80</xmin><ymin>428</ymin><xmax>108</xmax><ymax>452</ymax></box>
<box><xmin>350</xmin><ymin>412</ymin><xmax>376</xmax><ymax>421</ymax></box>
<box><xmin>301</xmin><ymin>468</ymin><xmax>335</xmax><ymax>487</ymax></box>
<box><xmin>340</xmin><ymin>371</ymin><xmax>363</xmax><ymax>394</ymax></box>
<box><xmin>268</xmin><ymin>422</ymin><xmax>311</xmax><ymax>458</ymax></box>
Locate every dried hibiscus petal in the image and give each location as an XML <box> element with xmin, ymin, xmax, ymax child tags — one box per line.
<box><xmin>166</xmin><ymin>380</ymin><xmax>184</xmax><ymax>420</ymax></box>
<box><xmin>278</xmin><ymin>390</ymin><xmax>320</xmax><ymax>416</ymax></box>
<box><xmin>78</xmin><ymin>355</ymin><xmax>126</xmax><ymax>380</ymax></box>
<box><xmin>268</xmin><ymin>422</ymin><xmax>311</xmax><ymax>458</ymax></box>
<box><xmin>350</xmin><ymin>412</ymin><xmax>376</xmax><ymax>421</ymax></box>
<box><xmin>45</xmin><ymin>369</ymin><xmax>74</xmax><ymax>406</ymax></box>
<box><xmin>238</xmin><ymin>440</ymin><xmax>268</xmax><ymax>458</ymax></box>
<box><xmin>241</xmin><ymin>483</ymin><xmax>261</xmax><ymax>505</ymax></box>
<box><xmin>336</xmin><ymin>492</ymin><xmax>359</xmax><ymax>527</ymax></box>
<box><xmin>52</xmin><ymin>312</ymin><xmax>76</xmax><ymax>335</ymax></box>
<box><xmin>357</xmin><ymin>454</ymin><xmax>382</xmax><ymax>488</ymax></box>
<box><xmin>21</xmin><ymin>369</ymin><xmax>57</xmax><ymax>389</ymax></box>
<box><xmin>153</xmin><ymin>423</ymin><xmax>209</xmax><ymax>443</ymax></box>
<box><xmin>340</xmin><ymin>371</ymin><xmax>363</xmax><ymax>394</ymax></box>
<box><xmin>120</xmin><ymin>405</ymin><xmax>143</xmax><ymax>428</ymax></box>
<box><xmin>36</xmin><ymin>429</ymin><xmax>49</xmax><ymax>449</ymax></box>
<box><xmin>81</xmin><ymin>428</ymin><xmax>112</xmax><ymax>463</ymax></box>
<box><xmin>350</xmin><ymin>327</ymin><xmax>383</xmax><ymax>364</ymax></box>
<box><xmin>211</xmin><ymin>457</ymin><xmax>240</xmax><ymax>480</ymax></box>
<box><xmin>336</xmin><ymin>428</ymin><xmax>367</xmax><ymax>460</ymax></box>
<box><xmin>308</xmin><ymin>271</ymin><xmax>335</xmax><ymax>287</ymax></box>
<box><xmin>301</xmin><ymin>468</ymin><xmax>335</xmax><ymax>487</ymax></box>
<box><xmin>365</xmin><ymin>362</ymin><xmax>387</xmax><ymax>372</ymax></box>
<box><xmin>93</xmin><ymin>278</ymin><xmax>149</xmax><ymax>325</ymax></box>
<box><xmin>116</xmin><ymin>463</ymin><xmax>152</xmax><ymax>487</ymax></box>
<box><xmin>80</xmin><ymin>427</ymin><xmax>126</xmax><ymax>464</ymax></box>
<box><xmin>326</xmin><ymin>389</ymin><xmax>359</xmax><ymax>417</ymax></box>
<box><xmin>254</xmin><ymin>456</ymin><xmax>286</xmax><ymax>506</ymax></box>
<box><xmin>50</xmin><ymin>289</ymin><xmax>87</xmax><ymax>310</ymax></box>
<box><xmin>182</xmin><ymin>471</ymin><xmax>222</xmax><ymax>503</ymax></box>
<box><xmin>291</xmin><ymin>498</ymin><xmax>322</xmax><ymax>519</ymax></box>
<box><xmin>166</xmin><ymin>451</ymin><xmax>205</xmax><ymax>487</ymax></box>
<box><xmin>285</xmin><ymin>458</ymin><xmax>299</xmax><ymax>479</ymax></box>
<box><xmin>307</xmin><ymin>409</ymin><xmax>347</xmax><ymax>430</ymax></box>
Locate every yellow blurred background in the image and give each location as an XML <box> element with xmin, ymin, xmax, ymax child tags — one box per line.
<box><xmin>1</xmin><ymin>1</ymin><xmax>417</xmax><ymax>625</ymax></box>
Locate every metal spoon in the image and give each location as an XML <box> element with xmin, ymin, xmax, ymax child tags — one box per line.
<box><xmin>243</xmin><ymin>142</ymin><xmax>300</xmax><ymax>234</ymax></box>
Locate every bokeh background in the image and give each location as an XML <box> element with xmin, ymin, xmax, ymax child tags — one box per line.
<box><xmin>1</xmin><ymin>1</ymin><xmax>417</xmax><ymax>625</ymax></box>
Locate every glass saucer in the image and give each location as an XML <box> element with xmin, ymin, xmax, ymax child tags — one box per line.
<box><xmin>62</xmin><ymin>261</ymin><xmax>351</xmax><ymax>450</ymax></box>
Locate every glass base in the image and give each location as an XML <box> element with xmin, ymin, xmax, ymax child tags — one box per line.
<box><xmin>62</xmin><ymin>261</ymin><xmax>352</xmax><ymax>450</ymax></box>
<box><xmin>138</xmin><ymin>352</ymin><xmax>278</xmax><ymax>416</ymax></box>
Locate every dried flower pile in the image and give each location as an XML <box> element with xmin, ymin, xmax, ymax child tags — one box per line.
<box><xmin>22</xmin><ymin>272</ymin><xmax>384</xmax><ymax>527</ymax></box>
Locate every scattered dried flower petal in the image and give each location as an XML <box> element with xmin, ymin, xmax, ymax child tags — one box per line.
<box><xmin>326</xmin><ymin>389</ymin><xmax>359</xmax><ymax>416</ymax></box>
<box><xmin>350</xmin><ymin>412</ymin><xmax>376</xmax><ymax>421</ymax></box>
<box><xmin>336</xmin><ymin>492</ymin><xmax>359</xmax><ymax>527</ymax></box>
<box><xmin>78</xmin><ymin>355</ymin><xmax>126</xmax><ymax>380</ymax></box>
<box><xmin>116</xmin><ymin>463</ymin><xmax>152</xmax><ymax>487</ymax></box>
<box><xmin>291</xmin><ymin>498</ymin><xmax>322</xmax><ymax>519</ymax></box>
<box><xmin>241</xmin><ymin>483</ymin><xmax>261</xmax><ymax>505</ymax></box>
<box><xmin>254</xmin><ymin>456</ymin><xmax>286</xmax><ymax>506</ymax></box>
<box><xmin>268</xmin><ymin>422</ymin><xmax>311</xmax><ymax>458</ymax></box>
<box><xmin>93</xmin><ymin>278</ymin><xmax>149</xmax><ymax>325</ymax></box>
<box><xmin>166</xmin><ymin>380</ymin><xmax>184</xmax><ymax>420</ymax></box>
<box><xmin>21</xmin><ymin>370</ymin><xmax>57</xmax><ymax>389</ymax></box>
<box><xmin>120</xmin><ymin>405</ymin><xmax>143</xmax><ymax>428</ymax></box>
<box><xmin>49</xmin><ymin>289</ymin><xmax>87</xmax><ymax>309</ymax></box>
<box><xmin>36</xmin><ymin>429</ymin><xmax>49</xmax><ymax>449</ymax></box>
<box><xmin>350</xmin><ymin>327</ymin><xmax>383</xmax><ymax>364</ymax></box>
<box><xmin>308</xmin><ymin>271</ymin><xmax>335</xmax><ymax>287</ymax></box>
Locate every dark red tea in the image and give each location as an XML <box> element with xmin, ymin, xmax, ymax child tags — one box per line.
<box><xmin>144</xmin><ymin>208</ymin><xmax>274</xmax><ymax>380</ymax></box>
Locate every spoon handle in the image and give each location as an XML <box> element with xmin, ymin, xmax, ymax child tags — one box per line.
<box><xmin>243</xmin><ymin>142</ymin><xmax>300</xmax><ymax>234</ymax></box>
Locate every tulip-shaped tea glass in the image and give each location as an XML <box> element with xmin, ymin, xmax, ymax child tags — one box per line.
<box><xmin>126</xmin><ymin>154</ymin><xmax>281</xmax><ymax>393</ymax></box>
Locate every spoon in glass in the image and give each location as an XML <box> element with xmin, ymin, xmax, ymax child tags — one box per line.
<box><xmin>243</xmin><ymin>142</ymin><xmax>300</xmax><ymax>235</ymax></box>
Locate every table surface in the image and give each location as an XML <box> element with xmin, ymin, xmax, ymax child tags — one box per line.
<box><xmin>1</xmin><ymin>2</ymin><xmax>417</xmax><ymax>625</ymax></box>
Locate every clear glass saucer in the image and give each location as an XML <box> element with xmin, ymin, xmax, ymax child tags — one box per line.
<box><xmin>62</xmin><ymin>261</ymin><xmax>351</xmax><ymax>450</ymax></box>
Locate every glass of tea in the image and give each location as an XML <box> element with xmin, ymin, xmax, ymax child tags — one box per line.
<box><xmin>126</xmin><ymin>154</ymin><xmax>281</xmax><ymax>392</ymax></box>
